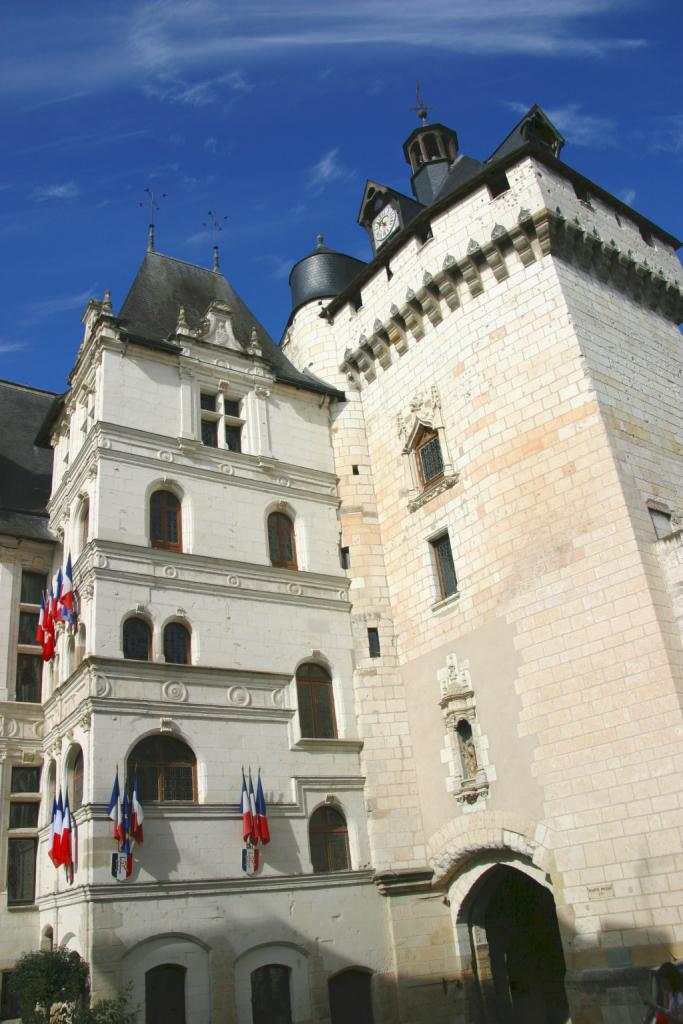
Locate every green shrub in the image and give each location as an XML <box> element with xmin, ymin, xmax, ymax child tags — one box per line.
<box><xmin>9</xmin><ymin>949</ymin><xmax>89</xmax><ymax>1024</ymax></box>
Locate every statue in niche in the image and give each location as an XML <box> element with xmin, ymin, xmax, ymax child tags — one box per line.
<box><xmin>457</xmin><ymin>719</ymin><xmax>478</xmax><ymax>780</ymax></box>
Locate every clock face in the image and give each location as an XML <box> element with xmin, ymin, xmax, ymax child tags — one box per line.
<box><xmin>372</xmin><ymin>204</ymin><xmax>399</xmax><ymax>244</ymax></box>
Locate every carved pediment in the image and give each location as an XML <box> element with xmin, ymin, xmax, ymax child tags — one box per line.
<box><xmin>197</xmin><ymin>300</ymin><xmax>243</xmax><ymax>351</ymax></box>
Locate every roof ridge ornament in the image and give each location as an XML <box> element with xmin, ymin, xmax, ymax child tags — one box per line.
<box><xmin>203</xmin><ymin>210</ymin><xmax>228</xmax><ymax>272</ymax></box>
<box><xmin>139</xmin><ymin>187</ymin><xmax>167</xmax><ymax>253</ymax></box>
<box><xmin>410</xmin><ymin>83</ymin><xmax>432</xmax><ymax>125</ymax></box>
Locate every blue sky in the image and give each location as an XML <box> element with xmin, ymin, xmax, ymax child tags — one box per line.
<box><xmin>1</xmin><ymin>0</ymin><xmax>682</xmax><ymax>393</ymax></box>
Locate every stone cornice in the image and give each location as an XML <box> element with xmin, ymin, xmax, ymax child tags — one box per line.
<box><xmin>73</xmin><ymin>539</ymin><xmax>351</xmax><ymax>612</ymax></box>
<box><xmin>37</xmin><ymin>868</ymin><xmax>376</xmax><ymax>908</ymax></box>
<box><xmin>339</xmin><ymin>206</ymin><xmax>683</xmax><ymax>388</ymax></box>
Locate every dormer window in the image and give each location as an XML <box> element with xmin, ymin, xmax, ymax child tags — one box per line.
<box><xmin>200</xmin><ymin>389</ymin><xmax>244</xmax><ymax>453</ymax></box>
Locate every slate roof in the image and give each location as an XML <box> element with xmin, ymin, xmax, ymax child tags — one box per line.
<box><xmin>119</xmin><ymin>251</ymin><xmax>341</xmax><ymax>398</ymax></box>
<box><xmin>0</xmin><ymin>379</ymin><xmax>57</xmax><ymax>543</ymax></box>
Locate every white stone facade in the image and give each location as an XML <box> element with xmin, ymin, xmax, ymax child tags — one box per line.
<box><xmin>1</xmin><ymin>116</ymin><xmax>683</xmax><ymax>1024</ymax></box>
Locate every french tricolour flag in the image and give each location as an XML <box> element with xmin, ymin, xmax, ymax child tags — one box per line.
<box><xmin>131</xmin><ymin>774</ymin><xmax>144</xmax><ymax>844</ymax></box>
<box><xmin>241</xmin><ymin>772</ymin><xmax>253</xmax><ymax>843</ymax></box>
<box><xmin>35</xmin><ymin>596</ymin><xmax>45</xmax><ymax>645</ymax></box>
<box><xmin>256</xmin><ymin>772</ymin><xmax>270</xmax><ymax>845</ymax></box>
<box><xmin>59</xmin><ymin>553</ymin><xmax>74</xmax><ymax>619</ymax></box>
<box><xmin>61</xmin><ymin>793</ymin><xmax>72</xmax><ymax>869</ymax></box>
<box><xmin>248</xmin><ymin>771</ymin><xmax>259</xmax><ymax>845</ymax></box>
<box><xmin>108</xmin><ymin>768</ymin><xmax>122</xmax><ymax>844</ymax></box>
<box><xmin>49</xmin><ymin>790</ymin><xmax>64</xmax><ymax>867</ymax></box>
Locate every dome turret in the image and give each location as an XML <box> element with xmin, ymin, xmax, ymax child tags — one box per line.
<box><xmin>289</xmin><ymin>236</ymin><xmax>366</xmax><ymax>315</ymax></box>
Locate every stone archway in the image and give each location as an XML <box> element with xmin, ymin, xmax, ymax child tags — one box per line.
<box><xmin>462</xmin><ymin>864</ymin><xmax>569</xmax><ymax>1024</ymax></box>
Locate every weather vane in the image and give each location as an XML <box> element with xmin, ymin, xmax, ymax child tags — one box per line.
<box><xmin>410</xmin><ymin>83</ymin><xmax>432</xmax><ymax>125</ymax></box>
<box><xmin>203</xmin><ymin>210</ymin><xmax>228</xmax><ymax>272</ymax></box>
<box><xmin>139</xmin><ymin>187</ymin><xmax>167</xmax><ymax>252</ymax></box>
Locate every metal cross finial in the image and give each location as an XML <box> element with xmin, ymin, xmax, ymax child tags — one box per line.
<box><xmin>410</xmin><ymin>83</ymin><xmax>432</xmax><ymax>125</ymax></box>
<box><xmin>203</xmin><ymin>210</ymin><xmax>228</xmax><ymax>272</ymax></box>
<box><xmin>139</xmin><ymin>187</ymin><xmax>167</xmax><ymax>252</ymax></box>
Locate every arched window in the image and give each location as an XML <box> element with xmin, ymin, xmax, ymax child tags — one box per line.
<box><xmin>267</xmin><ymin>512</ymin><xmax>297</xmax><ymax>569</ymax></box>
<box><xmin>309</xmin><ymin>805</ymin><xmax>350</xmax><ymax>873</ymax></box>
<box><xmin>424</xmin><ymin>132</ymin><xmax>440</xmax><ymax>159</ymax></box>
<box><xmin>329</xmin><ymin>969</ymin><xmax>375</xmax><ymax>1024</ymax></box>
<box><xmin>79</xmin><ymin>499</ymin><xmax>90</xmax><ymax>554</ymax></box>
<box><xmin>123</xmin><ymin>618</ymin><xmax>152</xmax><ymax>661</ymax></box>
<box><xmin>163</xmin><ymin>622</ymin><xmax>190</xmax><ymax>665</ymax></box>
<box><xmin>74</xmin><ymin>624</ymin><xmax>86</xmax><ymax>668</ymax></box>
<box><xmin>415</xmin><ymin>427</ymin><xmax>444</xmax><ymax>487</ymax></box>
<box><xmin>128</xmin><ymin>735</ymin><xmax>197</xmax><ymax>803</ymax></box>
<box><xmin>70</xmin><ymin>747</ymin><xmax>84</xmax><ymax>810</ymax></box>
<box><xmin>296</xmin><ymin>663</ymin><xmax>336</xmax><ymax>739</ymax></box>
<box><xmin>150</xmin><ymin>490</ymin><xmax>182</xmax><ymax>551</ymax></box>
<box><xmin>145</xmin><ymin>964</ymin><xmax>186</xmax><ymax>1024</ymax></box>
<box><xmin>45</xmin><ymin>761</ymin><xmax>56</xmax><ymax>824</ymax></box>
<box><xmin>251</xmin><ymin>965</ymin><xmax>292</xmax><ymax>1024</ymax></box>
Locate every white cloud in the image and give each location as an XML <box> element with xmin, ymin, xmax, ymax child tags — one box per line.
<box><xmin>204</xmin><ymin>137</ymin><xmax>218</xmax><ymax>153</ymax></box>
<box><xmin>261</xmin><ymin>254</ymin><xmax>295</xmax><ymax>280</ymax></box>
<box><xmin>143</xmin><ymin>70</ymin><xmax>252</xmax><ymax>107</ymax></box>
<box><xmin>31</xmin><ymin>181</ymin><xmax>80</xmax><ymax>201</ymax></box>
<box><xmin>0</xmin><ymin>2</ymin><xmax>647</xmax><ymax>99</ymax></box>
<box><xmin>649</xmin><ymin>115</ymin><xmax>683</xmax><ymax>154</ymax></box>
<box><xmin>504</xmin><ymin>100</ymin><xmax>617</xmax><ymax>148</ymax></box>
<box><xmin>0</xmin><ymin>341</ymin><xmax>28</xmax><ymax>353</ymax></box>
<box><xmin>619</xmin><ymin>188</ymin><xmax>636</xmax><ymax>205</ymax></box>
<box><xmin>307</xmin><ymin>148</ymin><xmax>354</xmax><ymax>193</ymax></box>
<box><xmin>20</xmin><ymin>287</ymin><xmax>97</xmax><ymax>325</ymax></box>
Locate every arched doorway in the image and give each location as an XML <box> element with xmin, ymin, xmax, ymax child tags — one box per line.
<box><xmin>328</xmin><ymin>968</ymin><xmax>374</xmax><ymax>1024</ymax></box>
<box><xmin>463</xmin><ymin>865</ymin><xmax>569</xmax><ymax>1024</ymax></box>
<box><xmin>145</xmin><ymin>963</ymin><xmax>186</xmax><ymax>1024</ymax></box>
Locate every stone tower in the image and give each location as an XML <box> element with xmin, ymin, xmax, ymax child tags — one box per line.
<box><xmin>283</xmin><ymin>104</ymin><xmax>683</xmax><ymax>1023</ymax></box>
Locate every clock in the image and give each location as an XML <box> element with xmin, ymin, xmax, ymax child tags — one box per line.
<box><xmin>372</xmin><ymin>204</ymin><xmax>399</xmax><ymax>244</ymax></box>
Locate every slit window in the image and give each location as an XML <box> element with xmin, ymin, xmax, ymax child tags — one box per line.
<box><xmin>367</xmin><ymin>628</ymin><xmax>380</xmax><ymax>658</ymax></box>
<box><xmin>431</xmin><ymin>532</ymin><xmax>458</xmax><ymax>600</ymax></box>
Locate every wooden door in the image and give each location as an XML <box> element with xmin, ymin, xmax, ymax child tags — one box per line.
<box><xmin>145</xmin><ymin>963</ymin><xmax>187</xmax><ymax>1024</ymax></box>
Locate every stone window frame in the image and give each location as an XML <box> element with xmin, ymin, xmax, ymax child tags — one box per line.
<box><xmin>198</xmin><ymin>387</ymin><xmax>245</xmax><ymax>453</ymax></box>
<box><xmin>308</xmin><ymin>804</ymin><xmax>351</xmax><ymax>873</ymax></box>
<box><xmin>429</xmin><ymin>530</ymin><xmax>459</xmax><ymax>603</ymax></box>
<box><xmin>15</xmin><ymin>569</ymin><xmax>46</xmax><ymax>704</ymax></box>
<box><xmin>437</xmin><ymin>653</ymin><xmax>491</xmax><ymax>809</ymax></box>
<box><xmin>149</xmin><ymin>488</ymin><xmax>183</xmax><ymax>552</ymax></box>
<box><xmin>7</xmin><ymin>763</ymin><xmax>42</xmax><ymax>906</ymax></box>
<box><xmin>399</xmin><ymin>387</ymin><xmax>458</xmax><ymax>512</ymax></box>
<box><xmin>296</xmin><ymin>662</ymin><xmax>337</xmax><ymax>740</ymax></box>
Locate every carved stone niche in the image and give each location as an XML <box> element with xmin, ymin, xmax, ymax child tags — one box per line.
<box><xmin>437</xmin><ymin>653</ymin><xmax>490</xmax><ymax>808</ymax></box>
<box><xmin>198</xmin><ymin>300</ymin><xmax>243</xmax><ymax>352</ymax></box>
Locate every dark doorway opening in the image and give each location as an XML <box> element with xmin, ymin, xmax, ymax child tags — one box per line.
<box><xmin>145</xmin><ymin>963</ymin><xmax>186</xmax><ymax>1024</ymax></box>
<box><xmin>251</xmin><ymin>964</ymin><xmax>292</xmax><ymax>1024</ymax></box>
<box><xmin>329</xmin><ymin>968</ymin><xmax>375</xmax><ymax>1024</ymax></box>
<box><xmin>464</xmin><ymin>864</ymin><xmax>570</xmax><ymax>1024</ymax></box>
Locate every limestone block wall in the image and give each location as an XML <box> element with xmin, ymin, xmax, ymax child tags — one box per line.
<box><xmin>284</xmin><ymin>305</ymin><xmax>427</xmax><ymax>874</ymax></box>
<box><xmin>286</xmin><ymin>148</ymin><xmax>683</xmax><ymax>989</ymax></box>
<box><xmin>51</xmin><ymin>876</ymin><xmax>396</xmax><ymax>1024</ymax></box>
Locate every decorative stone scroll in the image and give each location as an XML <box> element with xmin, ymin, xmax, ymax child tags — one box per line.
<box><xmin>163</xmin><ymin>681</ymin><xmax>188</xmax><ymax>703</ymax></box>
<box><xmin>437</xmin><ymin>653</ymin><xmax>490</xmax><ymax>808</ymax></box>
